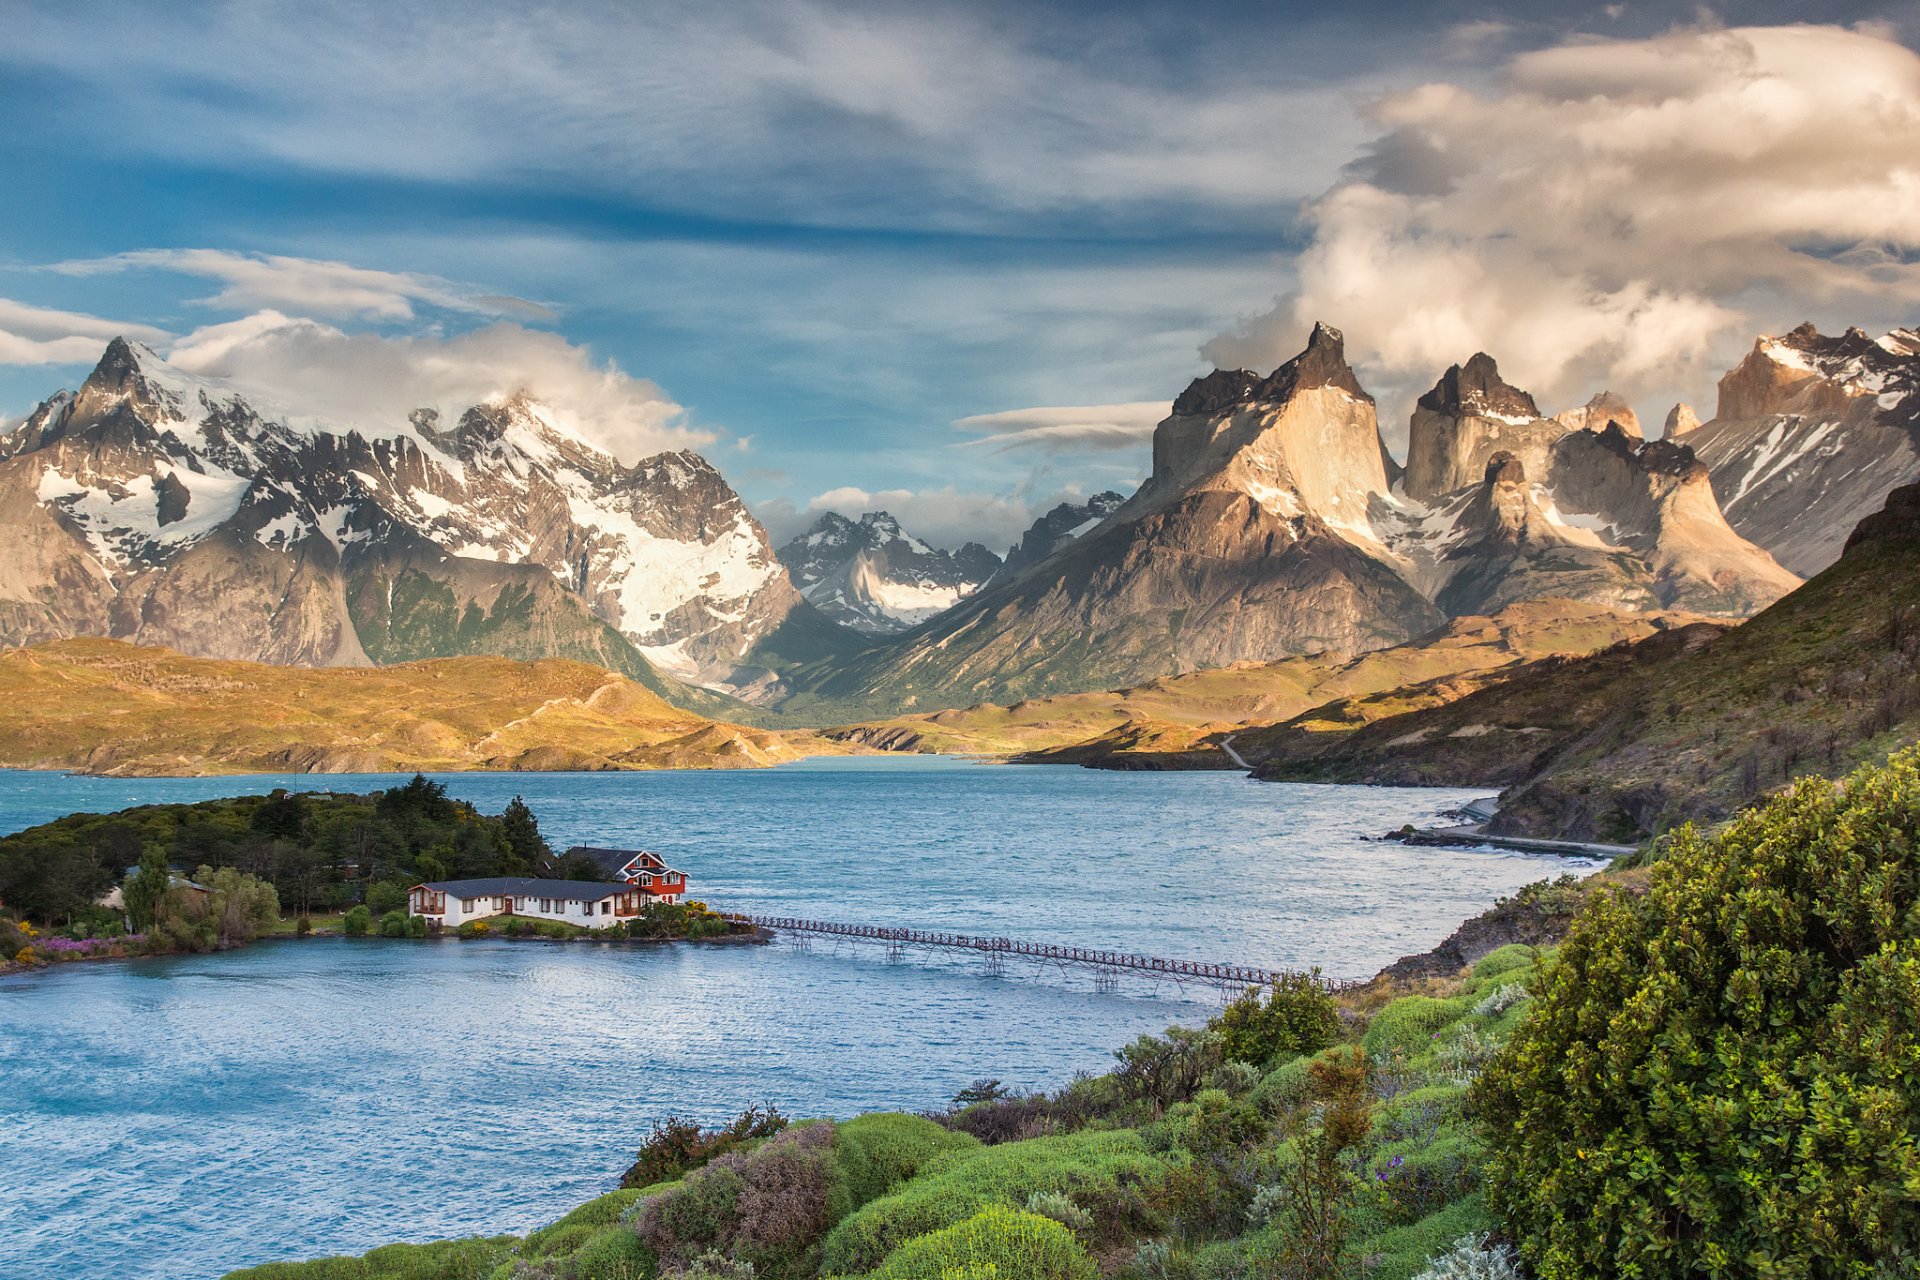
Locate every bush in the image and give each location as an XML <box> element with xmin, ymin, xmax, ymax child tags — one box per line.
<box><xmin>343</xmin><ymin>906</ymin><xmax>372</xmax><ymax>937</ymax></box>
<box><xmin>1361</xmin><ymin>996</ymin><xmax>1469</xmax><ymax>1060</ymax></box>
<box><xmin>1216</xmin><ymin>971</ymin><xmax>1340</xmax><ymax>1067</ymax></box>
<box><xmin>1477</xmin><ymin>750</ymin><xmax>1920</xmax><ymax>1279</ymax></box>
<box><xmin>867</xmin><ymin>1206</ymin><xmax>1096</xmax><ymax>1280</ymax></box>
<box><xmin>378</xmin><ymin>910</ymin><xmax>410</xmax><ymax>939</ymax></box>
<box><xmin>218</xmin><ymin>1235</ymin><xmax>516</xmax><ymax>1278</ymax></box>
<box><xmin>564</xmin><ymin>1225</ymin><xmax>651</xmax><ymax>1279</ymax></box>
<box><xmin>366</xmin><ymin>881</ymin><xmax>408</xmax><ymax>916</ymax></box>
<box><xmin>1410</xmin><ymin>1232</ymin><xmax>1522</xmax><ymax>1280</ymax></box>
<box><xmin>632</xmin><ymin>1121</ymin><xmax>837</xmax><ymax>1278</ymax></box>
<box><xmin>622</xmin><ymin>1105</ymin><xmax>788</xmax><ymax>1189</ymax></box>
<box><xmin>820</xmin><ymin>1129</ymin><xmax>1163</xmax><ymax>1275</ymax></box>
<box><xmin>406</xmin><ymin>914</ymin><xmax>428</xmax><ymax>938</ymax></box>
<box><xmin>831</xmin><ymin>1113</ymin><xmax>980</xmax><ymax>1211</ymax></box>
<box><xmin>455</xmin><ymin>920</ymin><xmax>490</xmax><ymax>939</ymax></box>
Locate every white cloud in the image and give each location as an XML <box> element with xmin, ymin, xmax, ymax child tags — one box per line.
<box><xmin>52</xmin><ymin>249</ymin><xmax>551</xmax><ymax>322</ymax></box>
<box><xmin>1206</xmin><ymin>24</ymin><xmax>1920</xmax><ymax>432</ymax></box>
<box><xmin>952</xmin><ymin>402</ymin><xmax>1168</xmax><ymax>452</ymax></box>
<box><xmin>164</xmin><ymin>311</ymin><xmax>708</xmax><ymax>462</ymax></box>
<box><xmin>0</xmin><ymin>297</ymin><xmax>169</xmax><ymax>365</ymax></box>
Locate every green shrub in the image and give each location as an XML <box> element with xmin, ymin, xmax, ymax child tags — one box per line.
<box><xmin>867</xmin><ymin>1206</ymin><xmax>1096</xmax><ymax>1280</ymax></box>
<box><xmin>632</xmin><ymin>1120</ymin><xmax>843</xmax><ymax>1277</ymax></box>
<box><xmin>366</xmin><ymin>881</ymin><xmax>408</xmax><ymax>916</ymax></box>
<box><xmin>1468</xmin><ymin>945</ymin><xmax>1537</xmax><ymax>982</ymax></box>
<box><xmin>831</xmin><ymin>1113</ymin><xmax>981</xmax><ymax>1211</ymax></box>
<box><xmin>521</xmin><ymin>1188</ymin><xmax>650</xmax><ymax>1258</ymax></box>
<box><xmin>378</xmin><ymin>910</ymin><xmax>409</xmax><ymax>939</ymax></box>
<box><xmin>218</xmin><ymin>1235</ymin><xmax>515</xmax><ymax>1278</ymax></box>
<box><xmin>1477</xmin><ymin>750</ymin><xmax>1920</xmax><ymax>1279</ymax></box>
<box><xmin>1215</xmin><ymin>971</ymin><xmax>1340</xmax><ymax>1067</ymax></box>
<box><xmin>1247</xmin><ymin>1053</ymin><xmax>1314</xmax><ymax>1120</ymax></box>
<box><xmin>343</xmin><ymin>906</ymin><xmax>372</xmax><ymax>937</ymax></box>
<box><xmin>1355</xmin><ymin>1197</ymin><xmax>1493</xmax><ymax>1280</ymax></box>
<box><xmin>562</xmin><ymin>1226</ymin><xmax>649</xmax><ymax>1279</ymax></box>
<box><xmin>406</xmin><ymin>914</ymin><xmax>428</xmax><ymax>938</ymax></box>
<box><xmin>820</xmin><ymin>1129</ymin><xmax>1162</xmax><ymax>1275</ymax></box>
<box><xmin>1361</xmin><ymin>996</ymin><xmax>1470</xmax><ymax>1060</ymax></box>
<box><xmin>455</xmin><ymin>920</ymin><xmax>491</xmax><ymax>939</ymax></box>
<box><xmin>621</xmin><ymin>1105</ymin><xmax>787</xmax><ymax>1188</ymax></box>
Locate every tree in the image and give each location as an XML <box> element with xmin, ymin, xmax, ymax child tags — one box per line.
<box><xmin>366</xmin><ymin>881</ymin><xmax>407</xmax><ymax>915</ymax></box>
<box><xmin>500</xmin><ymin>796</ymin><xmax>550</xmax><ymax>869</ymax></box>
<box><xmin>1216</xmin><ymin>970</ymin><xmax>1339</xmax><ymax>1066</ymax></box>
<box><xmin>124</xmin><ymin>848</ymin><xmax>172</xmax><ymax>932</ymax></box>
<box><xmin>1477</xmin><ymin>749</ymin><xmax>1920</xmax><ymax>1279</ymax></box>
<box><xmin>197</xmin><ymin>865</ymin><xmax>281</xmax><ymax>945</ymax></box>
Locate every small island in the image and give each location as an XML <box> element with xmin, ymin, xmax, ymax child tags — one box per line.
<box><xmin>0</xmin><ymin>775</ymin><xmax>753</xmax><ymax>973</ymax></box>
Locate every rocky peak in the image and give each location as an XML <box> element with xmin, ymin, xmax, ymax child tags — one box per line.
<box><xmin>1555</xmin><ymin>390</ymin><xmax>1641</xmax><ymax>438</ymax></box>
<box><xmin>1418</xmin><ymin>352</ymin><xmax>1540</xmax><ymax>421</ymax></box>
<box><xmin>1254</xmin><ymin>321</ymin><xmax>1371</xmax><ymax>406</ymax></box>
<box><xmin>1663</xmin><ymin>403</ymin><xmax>1701</xmax><ymax>437</ymax></box>
<box><xmin>1171</xmin><ymin>368</ymin><xmax>1262</xmax><ymax>417</ymax></box>
<box><xmin>1484</xmin><ymin>451</ymin><xmax>1527</xmax><ymax>487</ymax></box>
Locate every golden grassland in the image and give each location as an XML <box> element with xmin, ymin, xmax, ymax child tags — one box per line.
<box><xmin>0</xmin><ymin>638</ymin><xmax>853</xmax><ymax>776</ymax></box>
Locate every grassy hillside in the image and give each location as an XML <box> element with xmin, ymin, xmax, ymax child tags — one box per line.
<box><xmin>823</xmin><ymin>601</ymin><xmax>1689</xmax><ymax>762</ymax></box>
<box><xmin>0</xmin><ymin>639</ymin><xmax>842</xmax><ymax>776</ymax></box>
<box><xmin>1248</xmin><ymin>488</ymin><xmax>1920</xmax><ymax>841</ymax></box>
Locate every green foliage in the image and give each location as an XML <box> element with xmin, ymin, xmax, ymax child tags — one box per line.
<box><xmin>1467</xmin><ymin>945</ymin><xmax>1537</xmax><ymax>982</ymax></box>
<box><xmin>343</xmin><ymin>906</ymin><xmax>372</xmax><ymax>937</ymax></box>
<box><xmin>1360</xmin><ymin>996</ymin><xmax>1470</xmax><ymax>1060</ymax></box>
<box><xmin>1216</xmin><ymin>972</ymin><xmax>1339</xmax><ymax>1068</ymax></box>
<box><xmin>831</xmin><ymin>1114</ymin><xmax>981</xmax><ymax>1212</ymax></box>
<box><xmin>1409</xmin><ymin>1232</ymin><xmax>1521</xmax><ymax>1280</ymax></box>
<box><xmin>0</xmin><ymin>784</ymin><xmax>553</xmax><ymax>930</ymax></box>
<box><xmin>1477</xmin><ymin>749</ymin><xmax>1920</xmax><ymax>1279</ymax></box>
<box><xmin>622</xmin><ymin>1106</ymin><xmax>789</xmax><ymax>1189</ymax></box>
<box><xmin>865</xmin><ymin>1206</ymin><xmax>1096</xmax><ymax>1280</ymax></box>
<box><xmin>563</xmin><ymin>1226</ymin><xmax>650</xmax><ymax>1279</ymax></box>
<box><xmin>366</xmin><ymin>882</ymin><xmax>408</xmax><ymax>916</ymax></box>
<box><xmin>379</xmin><ymin>910</ymin><xmax>410</xmax><ymax>939</ymax></box>
<box><xmin>632</xmin><ymin>1121</ymin><xmax>838</xmax><ymax>1279</ymax></box>
<box><xmin>124</xmin><ymin>848</ymin><xmax>171</xmax><ymax>931</ymax></box>
<box><xmin>219</xmin><ymin>1236</ymin><xmax>515</xmax><ymax>1279</ymax></box>
<box><xmin>520</xmin><ymin>1189</ymin><xmax>651</xmax><ymax>1258</ymax></box>
<box><xmin>820</xmin><ymin>1130</ymin><xmax>1163</xmax><ymax>1276</ymax></box>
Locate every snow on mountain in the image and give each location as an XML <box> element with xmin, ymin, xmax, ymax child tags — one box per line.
<box><xmin>1683</xmin><ymin>323</ymin><xmax>1920</xmax><ymax>576</ymax></box>
<box><xmin>0</xmin><ymin>339</ymin><xmax>800</xmax><ymax>688</ymax></box>
<box><xmin>990</xmin><ymin>491</ymin><xmax>1125</xmax><ymax>585</ymax></box>
<box><xmin>775</xmin><ymin>510</ymin><xmax>999</xmax><ymax>634</ymax></box>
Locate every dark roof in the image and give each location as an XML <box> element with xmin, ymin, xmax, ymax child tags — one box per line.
<box><xmin>419</xmin><ymin>877</ymin><xmax>632</xmax><ymax>902</ymax></box>
<box><xmin>564</xmin><ymin>846</ymin><xmax>672</xmax><ymax>874</ymax></box>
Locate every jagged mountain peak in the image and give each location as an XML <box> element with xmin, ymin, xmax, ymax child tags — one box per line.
<box><xmin>1417</xmin><ymin>352</ymin><xmax>1540</xmax><ymax>421</ymax></box>
<box><xmin>1255</xmin><ymin>319</ymin><xmax>1370</xmax><ymax>406</ymax></box>
<box><xmin>1555</xmin><ymin>390</ymin><xmax>1642</xmax><ymax>438</ymax></box>
<box><xmin>1664</xmin><ymin>403</ymin><xmax>1701</xmax><ymax>437</ymax></box>
<box><xmin>775</xmin><ymin>508</ymin><xmax>998</xmax><ymax>635</ymax></box>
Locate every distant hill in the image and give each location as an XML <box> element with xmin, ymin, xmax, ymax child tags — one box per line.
<box><xmin>824</xmin><ymin>600</ymin><xmax>1692</xmax><ymax>759</ymax></box>
<box><xmin>1247</xmin><ymin>483</ymin><xmax>1920</xmax><ymax>842</ymax></box>
<box><xmin>0</xmin><ymin>639</ymin><xmax>841</xmax><ymax>776</ymax></box>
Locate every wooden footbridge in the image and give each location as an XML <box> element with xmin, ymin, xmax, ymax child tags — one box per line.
<box><xmin>725</xmin><ymin>913</ymin><xmax>1354</xmax><ymax>993</ymax></box>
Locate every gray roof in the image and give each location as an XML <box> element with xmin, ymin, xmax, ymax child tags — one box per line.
<box><xmin>419</xmin><ymin>877</ymin><xmax>633</xmax><ymax>902</ymax></box>
<box><xmin>564</xmin><ymin>846</ymin><xmax>671</xmax><ymax>875</ymax></box>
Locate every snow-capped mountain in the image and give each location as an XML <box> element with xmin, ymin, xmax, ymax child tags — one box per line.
<box><xmin>0</xmin><ymin>339</ymin><xmax>804</xmax><ymax>692</ymax></box>
<box><xmin>1680</xmin><ymin>323</ymin><xmax>1920</xmax><ymax>577</ymax></box>
<box><xmin>779</xmin><ymin>324</ymin><xmax>1800</xmax><ymax>712</ymax></box>
<box><xmin>990</xmin><ymin>492</ymin><xmax>1126</xmax><ymax>584</ymax></box>
<box><xmin>775</xmin><ymin>510</ymin><xmax>999</xmax><ymax>634</ymax></box>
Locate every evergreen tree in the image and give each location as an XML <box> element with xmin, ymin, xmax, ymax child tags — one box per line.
<box><xmin>123</xmin><ymin>848</ymin><xmax>173</xmax><ymax>932</ymax></box>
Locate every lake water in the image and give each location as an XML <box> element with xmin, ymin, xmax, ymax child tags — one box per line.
<box><xmin>0</xmin><ymin>758</ymin><xmax>1597</xmax><ymax>1279</ymax></box>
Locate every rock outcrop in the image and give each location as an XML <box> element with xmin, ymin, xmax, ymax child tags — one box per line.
<box><xmin>991</xmin><ymin>491</ymin><xmax>1125</xmax><ymax>583</ymax></box>
<box><xmin>1686</xmin><ymin>323</ymin><xmax>1920</xmax><ymax>576</ymax></box>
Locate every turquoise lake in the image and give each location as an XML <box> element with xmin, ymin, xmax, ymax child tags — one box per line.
<box><xmin>0</xmin><ymin>757</ymin><xmax>1600</xmax><ymax>1279</ymax></box>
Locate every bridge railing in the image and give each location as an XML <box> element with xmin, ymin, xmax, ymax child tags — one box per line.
<box><xmin>723</xmin><ymin>913</ymin><xmax>1359</xmax><ymax>991</ymax></box>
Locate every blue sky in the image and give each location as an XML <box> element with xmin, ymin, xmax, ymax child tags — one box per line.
<box><xmin>3</xmin><ymin>0</ymin><xmax>1917</xmax><ymax>549</ymax></box>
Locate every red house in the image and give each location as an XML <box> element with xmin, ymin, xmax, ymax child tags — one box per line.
<box><xmin>564</xmin><ymin>847</ymin><xmax>688</xmax><ymax>902</ymax></box>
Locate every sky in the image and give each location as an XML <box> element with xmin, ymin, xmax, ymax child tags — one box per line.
<box><xmin>3</xmin><ymin>0</ymin><xmax>1918</xmax><ymax>551</ymax></box>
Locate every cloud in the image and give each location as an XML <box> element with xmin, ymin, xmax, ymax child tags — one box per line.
<box><xmin>0</xmin><ymin>297</ymin><xmax>169</xmax><ymax>365</ymax></box>
<box><xmin>952</xmin><ymin>402</ymin><xmax>1168</xmax><ymax>452</ymax></box>
<box><xmin>52</xmin><ymin>249</ymin><xmax>552</xmax><ymax>322</ymax></box>
<box><xmin>1206</xmin><ymin>24</ymin><xmax>1920</xmax><ymax>431</ymax></box>
<box><xmin>164</xmin><ymin>310</ymin><xmax>708</xmax><ymax>462</ymax></box>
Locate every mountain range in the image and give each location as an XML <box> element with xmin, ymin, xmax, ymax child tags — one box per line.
<box><xmin>775</xmin><ymin>511</ymin><xmax>999</xmax><ymax>634</ymax></box>
<box><xmin>2</xmin><ymin>322</ymin><xmax>1913</xmax><ymax>726</ymax></box>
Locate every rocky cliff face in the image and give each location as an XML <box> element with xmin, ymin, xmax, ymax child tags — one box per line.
<box><xmin>1684</xmin><ymin>323</ymin><xmax>1920</xmax><ymax>577</ymax></box>
<box><xmin>776</xmin><ymin>510</ymin><xmax>999</xmax><ymax>634</ymax></box>
<box><xmin>773</xmin><ymin>325</ymin><xmax>1446</xmax><ymax>716</ymax></box>
<box><xmin>991</xmin><ymin>491</ymin><xmax>1125</xmax><ymax>582</ymax></box>
<box><xmin>0</xmin><ymin>340</ymin><xmax>803</xmax><ymax>694</ymax></box>
<box><xmin>1380</xmin><ymin>353</ymin><xmax>1798</xmax><ymax>619</ymax></box>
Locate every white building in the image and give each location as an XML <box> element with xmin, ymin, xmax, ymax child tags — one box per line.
<box><xmin>407</xmin><ymin>877</ymin><xmax>654</xmax><ymax>930</ymax></box>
